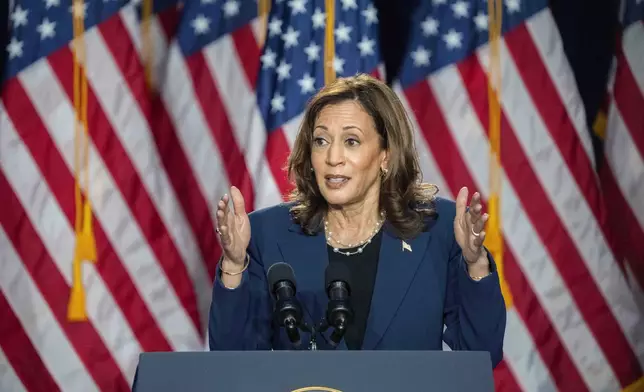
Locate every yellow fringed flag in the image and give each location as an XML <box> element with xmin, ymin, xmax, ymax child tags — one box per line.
<box><xmin>486</xmin><ymin>0</ymin><xmax>512</xmax><ymax>308</ymax></box>
<box><xmin>323</xmin><ymin>0</ymin><xmax>336</xmax><ymax>85</ymax></box>
<box><xmin>68</xmin><ymin>0</ymin><xmax>98</xmax><ymax>322</ymax></box>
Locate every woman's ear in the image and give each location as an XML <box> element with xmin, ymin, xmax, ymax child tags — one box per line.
<box><xmin>381</xmin><ymin>150</ymin><xmax>389</xmax><ymax>171</ymax></box>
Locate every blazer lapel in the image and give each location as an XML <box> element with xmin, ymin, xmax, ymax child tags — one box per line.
<box><xmin>361</xmin><ymin>227</ymin><xmax>432</xmax><ymax>350</ymax></box>
<box><xmin>277</xmin><ymin>222</ymin><xmax>328</xmax><ymax>290</ymax></box>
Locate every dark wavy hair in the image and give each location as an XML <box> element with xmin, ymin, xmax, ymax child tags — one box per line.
<box><xmin>286</xmin><ymin>74</ymin><xmax>439</xmax><ymax>240</ymax></box>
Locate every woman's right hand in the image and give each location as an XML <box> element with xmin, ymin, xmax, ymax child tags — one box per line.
<box><xmin>216</xmin><ymin>186</ymin><xmax>251</xmax><ymax>271</ymax></box>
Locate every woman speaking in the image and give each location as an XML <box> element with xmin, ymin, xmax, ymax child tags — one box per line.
<box><xmin>208</xmin><ymin>74</ymin><xmax>506</xmax><ymax>368</ymax></box>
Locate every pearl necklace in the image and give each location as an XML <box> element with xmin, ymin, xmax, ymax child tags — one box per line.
<box><xmin>324</xmin><ymin>211</ymin><xmax>385</xmax><ymax>256</ymax></box>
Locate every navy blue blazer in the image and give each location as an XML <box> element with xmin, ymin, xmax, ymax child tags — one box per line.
<box><xmin>208</xmin><ymin>197</ymin><xmax>506</xmax><ymax>368</ymax></box>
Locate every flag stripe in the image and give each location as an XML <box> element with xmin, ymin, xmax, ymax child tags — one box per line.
<box><xmin>502</xmin><ymin>309</ymin><xmax>558</xmax><ymax>392</ymax></box>
<box><xmin>622</xmin><ymin>21</ymin><xmax>644</xmax><ymax>94</ymax></box>
<box><xmin>0</xmin><ymin>293</ymin><xmax>59</xmax><ymax>392</ymax></box>
<box><xmin>2</xmin><ymin>80</ymin><xmax>161</xmax><ymax>382</ymax></box>
<box><xmin>492</xmin><ymin>357</ymin><xmax>523</xmax><ymax>392</ymax></box>
<box><xmin>18</xmin><ymin>59</ymin><xmax>201</xmax><ymax>352</ymax></box>
<box><xmin>0</xmin><ymin>171</ymin><xmax>128</xmax><ymax>390</ymax></box>
<box><xmin>266</xmin><ymin>129</ymin><xmax>294</xmax><ymax>197</ymax></box>
<box><xmin>230</xmin><ymin>24</ymin><xmax>261</xmax><ymax>89</ymax></box>
<box><xmin>129</xmin><ymin>8</ymin><xmax>224</xmax><ymax>282</ymax></box>
<box><xmin>48</xmin><ymin>39</ymin><xmax>203</xmax><ymax>339</ymax></box>
<box><xmin>1</xmin><ymin>102</ymin><xmax>152</xmax><ymax>384</ymax></box>
<box><xmin>420</xmin><ymin>62</ymin><xmax>598</xmax><ymax>391</ymax></box>
<box><xmin>160</xmin><ymin>44</ymin><xmax>234</xmax><ymax>231</ymax></box>
<box><xmin>517</xmin><ymin>18</ymin><xmax>619</xmax><ymax>259</ymax></box>
<box><xmin>99</xmin><ymin>11</ymin><xmax>213</xmax><ymax>331</ymax></box>
<box><xmin>612</xmin><ymin>42</ymin><xmax>644</xmax><ymax>170</ymax></box>
<box><xmin>185</xmin><ymin>51</ymin><xmax>257</xmax><ymax>210</ymax></box>
<box><xmin>480</xmin><ymin>35</ymin><xmax>644</xmax><ymax>385</ymax></box>
<box><xmin>1</xmin><ymin>78</ymin><xmax>172</xmax><ymax>359</ymax></box>
<box><xmin>402</xmin><ymin>80</ymin><xmax>565</xmax><ymax>391</ymax></box>
<box><xmin>456</xmin><ymin>52</ymin><xmax>619</xmax><ymax>390</ymax></box>
<box><xmin>205</xmin><ymin>30</ymin><xmax>284</xmax><ymax>209</ymax></box>
<box><xmin>0</xmin><ymin>224</ymin><xmax>95</xmax><ymax>392</ymax></box>
<box><xmin>524</xmin><ymin>11</ymin><xmax>597</xmax><ymax>167</ymax></box>
<box><xmin>394</xmin><ymin>86</ymin><xmax>452</xmax><ymax>203</ymax></box>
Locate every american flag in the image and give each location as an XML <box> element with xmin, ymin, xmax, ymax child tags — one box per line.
<box><xmin>394</xmin><ymin>0</ymin><xmax>644</xmax><ymax>391</ymax></box>
<box><xmin>599</xmin><ymin>0</ymin><xmax>644</xmax><ymax>312</ymax></box>
<box><xmin>1</xmin><ymin>1</ymin><xmax>643</xmax><ymax>392</ymax></box>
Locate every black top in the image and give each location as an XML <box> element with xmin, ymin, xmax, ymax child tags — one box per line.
<box><xmin>326</xmin><ymin>229</ymin><xmax>383</xmax><ymax>350</ymax></box>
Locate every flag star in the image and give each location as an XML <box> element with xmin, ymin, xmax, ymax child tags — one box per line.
<box><xmin>222</xmin><ymin>0</ymin><xmax>240</xmax><ymax>18</ymax></box>
<box><xmin>443</xmin><ymin>29</ymin><xmax>463</xmax><ymax>50</ymax></box>
<box><xmin>276</xmin><ymin>60</ymin><xmax>292</xmax><ymax>81</ymax></box>
<box><xmin>311</xmin><ymin>8</ymin><xmax>325</xmax><ymax>29</ymax></box>
<box><xmin>357</xmin><ymin>36</ymin><xmax>375</xmax><ymax>57</ymax></box>
<box><xmin>201</xmin><ymin>0</ymin><xmax>216</xmax><ymax>3</ymax></box>
<box><xmin>37</xmin><ymin>18</ymin><xmax>56</xmax><ymax>39</ymax></box>
<box><xmin>271</xmin><ymin>93</ymin><xmax>285</xmax><ymax>112</ymax></box>
<box><xmin>421</xmin><ymin>16</ymin><xmax>439</xmax><ymax>36</ymax></box>
<box><xmin>281</xmin><ymin>26</ymin><xmax>300</xmax><ymax>48</ymax></box>
<box><xmin>304</xmin><ymin>42</ymin><xmax>321</xmax><ymax>62</ymax></box>
<box><xmin>362</xmin><ymin>4</ymin><xmax>378</xmax><ymax>25</ymax></box>
<box><xmin>332</xmin><ymin>55</ymin><xmax>345</xmax><ymax>74</ymax></box>
<box><xmin>268</xmin><ymin>17</ymin><xmax>282</xmax><ymax>37</ymax></box>
<box><xmin>191</xmin><ymin>15</ymin><xmax>211</xmax><ymax>35</ymax></box>
<box><xmin>451</xmin><ymin>1</ymin><xmax>469</xmax><ymax>18</ymax></box>
<box><xmin>335</xmin><ymin>23</ymin><xmax>352</xmax><ymax>43</ymax></box>
<box><xmin>298</xmin><ymin>73</ymin><xmax>316</xmax><ymax>94</ymax></box>
<box><xmin>432</xmin><ymin>0</ymin><xmax>447</xmax><ymax>5</ymax></box>
<box><xmin>474</xmin><ymin>12</ymin><xmax>488</xmax><ymax>31</ymax></box>
<box><xmin>410</xmin><ymin>46</ymin><xmax>431</xmax><ymax>67</ymax></box>
<box><xmin>288</xmin><ymin>0</ymin><xmax>307</xmax><ymax>15</ymax></box>
<box><xmin>340</xmin><ymin>0</ymin><xmax>357</xmax><ymax>11</ymax></box>
<box><xmin>261</xmin><ymin>48</ymin><xmax>277</xmax><ymax>68</ymax></box>
<box><xmin>7</xmin><ymin>37</ymin><xmax>23</xmax><ymax>59</ymax></box>
<box><xmin>11</xmin><ymin>5</ymin><xmax>29</xmax><ymax>28</ymax></box>
<box><xmin>505</xmin><ymin>0</ymin><xmax>520</xmax><ymax>13</ymax></box>
<box><xmin>45</xmin><ymin>0</ymin><xmax>60</xmax><ymax>8</ymax></box>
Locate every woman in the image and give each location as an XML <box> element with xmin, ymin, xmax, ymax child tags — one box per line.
<box><xmin>209</xmin><ymin>74</ymin><xmax>506</xmax><ymax>367</ymax></box>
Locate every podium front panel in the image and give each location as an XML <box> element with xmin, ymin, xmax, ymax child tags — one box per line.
<box><xmin>133</xmin><ymin>350</ymin><xmax>494</xmax><ymax>392</ymax></box>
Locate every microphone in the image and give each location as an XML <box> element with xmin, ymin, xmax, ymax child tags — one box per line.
<box><xmin>267</xmin><ymin>262</ymin><xmax>304</xmax><ymax>348</ymax></box>
<box><xmin>324</xmin><ymin>263</ymin><xmax>354</xmax><ymax>347</ymax></box>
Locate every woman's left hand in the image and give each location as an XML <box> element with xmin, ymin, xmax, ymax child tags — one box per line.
<box><xmin>454</xmin><ymin>186</ymin><xmax>488</xmax><ymax>264</ymax></box>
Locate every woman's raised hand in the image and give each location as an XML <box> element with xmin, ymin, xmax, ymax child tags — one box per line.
<box><xmin>216</xmin><ymin>186</ymin><xmax>251</xmax><ymax>269</ymax></box>
<box><xmin>454</xmin><ymin>186</ymin><xmax>488</xmax><ymax>264</ymax></box>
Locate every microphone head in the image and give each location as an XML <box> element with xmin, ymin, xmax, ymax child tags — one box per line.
<box><xmin>267</xmin><ymin>262</ymin><xmax>297</xmax><ymax>291</ymax></box>
<box><xmin>325</xmin><ymin>263</ymin><xmax>351</xmax><ymax>291</ymax></box>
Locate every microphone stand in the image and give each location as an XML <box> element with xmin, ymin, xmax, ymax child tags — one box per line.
<box><xmin>298</xmin><ymin>318</ymin><xmax>345</xmax><ymax>351</ymax></box>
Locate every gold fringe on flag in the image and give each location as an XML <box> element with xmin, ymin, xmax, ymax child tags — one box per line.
<box><xmin>486</xmin><ymin>0</ymin><xmax>512</xmax><ymax>308</ymax></box>
<box><xmin>324</xmin><ymin>0</ymin><xmax>336</xmax><ymax>85</ymax></box>
<box><xmin>142</xmin><ymin>0</ymin><xmax>154</xmax><ymax>90</ymax></box>
<box><xmin>258</xmin><ymin>0</ymin><xmax>271</xmax><ymax>48</ymax></box>
<box><xmin>68</xmin><ymin>0</ymin><xmax>98</xmax><ymax>322</ymax></box>
<box><xmin>623</xmin><ymin>376</ymin><xmax>644</xmax><ymax>392</ymax></box>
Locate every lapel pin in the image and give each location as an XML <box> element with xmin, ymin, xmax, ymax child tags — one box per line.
<box><xmin>402</xmin><ymin>240</ymin><xmax>412</xmax><ymax>252</ymax></box>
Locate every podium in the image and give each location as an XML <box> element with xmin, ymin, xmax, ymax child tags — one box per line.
<box><xmin>132</xmin><ymin>350</ymin><xmax>495</xmax><ymax>392</ymax></box>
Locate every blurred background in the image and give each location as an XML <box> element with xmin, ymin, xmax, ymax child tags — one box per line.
<box><xmin>1</xmin><ymin>0</ymin><xmax>643</xmax><ymax>391</ymax></box>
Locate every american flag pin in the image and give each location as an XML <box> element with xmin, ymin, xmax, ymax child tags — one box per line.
<box><xmin>402</xmin><ymin>241</ymin><xmax>412</xmax><ymax>252</ymax></box>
